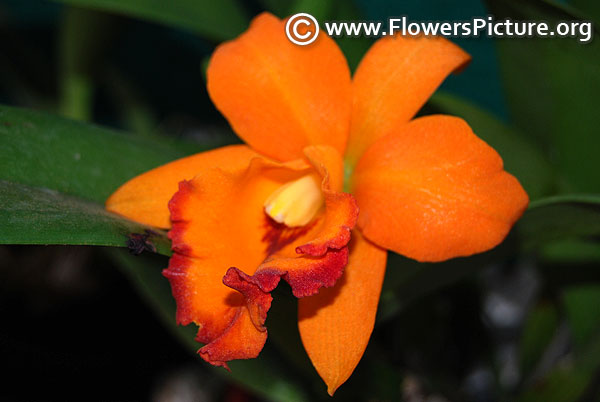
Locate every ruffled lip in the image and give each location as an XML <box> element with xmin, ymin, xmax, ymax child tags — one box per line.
<box><xmin>164</xmin><ymin>146</ymin><xmax>357</xmax><ymax>369</ymax></box>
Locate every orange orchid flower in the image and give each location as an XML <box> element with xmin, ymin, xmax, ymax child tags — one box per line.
<box><xmin>106</xmin><ymin>12</ymin><xmax>528</xmax><ymax>395</ymax></box>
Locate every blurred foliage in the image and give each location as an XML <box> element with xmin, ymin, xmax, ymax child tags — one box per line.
<box><xmin>518</xmin><ymin>302</ymin><xmax>559</xmax><ymax>378</ymax></box>
<box><xmin>54</xmin><ymin>0</ymin><xmax>248</xmax><ymax>40</ymax></box>
<box><xmin>58</xmin><ymin>6</ymin><xmax>117</xmax><ymax>120</ymax></box>
<box><xmin>517</xmin><ymin>195</ymin><xmax>600</xmax><ymax>250</ymax></box>
<box><xmin>0</xmin><ymin>0</ymin><xmax>599</xmax><ymax>400</ymax></box>
<box><xmin>571</xmin><ymin>0</ymin><xmax>600</xmax><ymax>23</ymax></box>
<box><xmin>486</xmin><ymin>0</ymin><xmax>600</xmax><ymax>194</ymax></box>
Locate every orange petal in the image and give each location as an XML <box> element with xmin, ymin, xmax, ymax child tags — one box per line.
<box><xmin>298</xmin><ymin>230</ymin><xmax>387</xmax><ymax>395</ymax></box>
<box><xmin>352</xmin><ymin>115</ymin><xmax>529</xmax><ymax>262</ymax></box>
<box><xmin>207</xmin><ymin>12</ymin><xmax>351</xmax><ymax>161</ymax></box>
<box><xmin>165</xmin><ymin>151</ymin><xmax>357</xmax><ymax>368</ymax></box>
<box><xmin>345</xmin><ymin>35</ymin><xmax>471</xmax><ymax>165</ymax></box>
<box><xmin>105</xmin><ymin>145</ymin><xmax>258</xmax><ymax>228</ymax></box>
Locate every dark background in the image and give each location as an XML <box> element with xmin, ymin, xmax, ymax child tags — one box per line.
<box><xmin>1</xmin><ymin>0</ymin><xmax>599</xmax><ymax>401</ymax></box>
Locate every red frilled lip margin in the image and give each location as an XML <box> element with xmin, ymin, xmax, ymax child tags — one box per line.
<box><xmin>163</xmin><ymin>146</ymin><xmax>357</xmax><ymax>368</ymax></box>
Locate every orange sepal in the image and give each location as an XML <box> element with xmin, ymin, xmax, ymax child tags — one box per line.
<box><xmin>207</xmin><ymin>13</ymin><xmax>351</xmax><ymax>161</ymax></box>
<box><xmin>105</xmin><ymin>145</ymin><xmax>258</xmax><ymax>228</ymax></box>
<box><xmin>352</xmin><ymin>115</ymin><xmax>529</xmax><ymax>262</ymax></box>
<box><xmin>346</xmin><ymin>34</ymin><xmax>471</xmax><ymax>165</ymax></box>
<box><xmin>298</xmin><ymin>230</ymin><xmax>387</xmax><ymax>395</ymax></box>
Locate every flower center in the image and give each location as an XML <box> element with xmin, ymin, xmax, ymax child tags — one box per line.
<box><xmin>263</xmin><ymin>174</ymin><xmax>324</xmax><ymax>227</ymax></box>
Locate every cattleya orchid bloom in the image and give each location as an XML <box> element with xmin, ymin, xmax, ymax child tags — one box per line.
<box><xmin>106</xmin><ymin>12</ymin><xmax>528</xmax><ymax>395</ymax></box>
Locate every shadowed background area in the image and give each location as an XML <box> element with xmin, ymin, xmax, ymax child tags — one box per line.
<box><xmin>1</xmin><ymin>0</ymin><xmax>599</xmax><ymax>401</ymax></box>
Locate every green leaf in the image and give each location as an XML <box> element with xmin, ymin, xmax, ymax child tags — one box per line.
<box><xmin>0</xmin><ymin>105</ymin><xmax>225</xmax><ymax>252</ymax></box>
<box><xmin>517</xmin><ymin>195</ymin><xmax>600</xmax><ymax>249</ymax></box>
<box><xmin>53</xmin><ymin>0</ymin><xmax>249</xmax><ymax>40</ymax></box>
<box><xmin>517</xmin><ymin>367</ymin><xmax>592</xmax><ymax>402</ymax></box>
<box><xmin>485</xmin><ymin>0</ymin><xmax>600</xmax><ymax>193</ymax></box>
<box><xmin>430</xmin><ymin>92</ymin><xmax>555</xmax><ymax>200</ymax></box>
<box><xmin>0</xmin><ymin>180</ymin><xmax>172</xmax><ymax>255</ymax></box>
<box><xmin>518</xmin><ymin>285</ymin><xmax>600</xmax><ymax>402</ymax></box>
<box><xmin>539</xmin><ymin>239</ymin><xmax>600</xmax><ymax>263</ymax></box>
<box><xmin>0</xmin><ymin>104</ymin><xmax>207</xmax><ymax>204</ymax></box>
<box><xmin>519</xmin><ymin>303</ymin><xmax>559</xmax><ymax>377</ymax></box>
<box><xmin>109</xmin><ymin>249</ymin><xmax>311</xmax><ymax>402</ymax></box>
<box><xmin>563</xmin><ymin>285</ymin><xmax>600</xmax><ymax>351</ymax></box>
